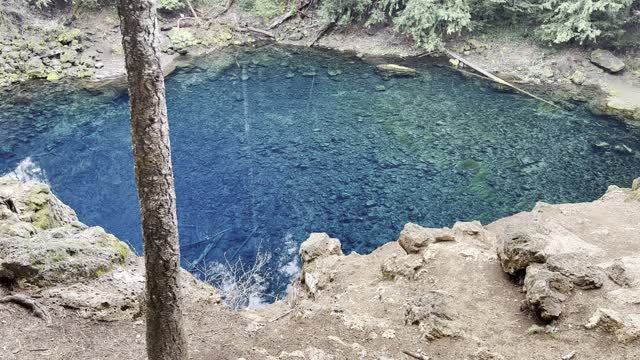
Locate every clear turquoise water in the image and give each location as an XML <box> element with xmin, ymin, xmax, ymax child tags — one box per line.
<box><xmin>2</xmin><ymin>46</ymin><xmax>639</xmax><ymax>302</ymax></box>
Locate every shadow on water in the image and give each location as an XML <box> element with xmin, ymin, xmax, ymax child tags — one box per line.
<box><xmin>2</xmin><ymin>45</ymin><xmax>640</xmax><ymax>303</ymax></box>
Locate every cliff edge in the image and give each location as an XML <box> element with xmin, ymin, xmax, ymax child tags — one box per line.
<box><xmin>1</xmin><ymin>176</ymin><xmax>639</xmax><ymax>359</ymax></box>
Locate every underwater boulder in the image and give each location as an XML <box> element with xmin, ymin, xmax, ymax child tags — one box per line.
<box><xmin>375</xmin><ymin>64</ymin><xmax>417</xmax><ymax>78</ymax></box>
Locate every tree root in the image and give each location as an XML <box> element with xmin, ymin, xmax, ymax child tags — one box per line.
<box><xmin>0</xmin><ymin>294</ymin><xmax>52</xmax><ymax>325</ymax></box>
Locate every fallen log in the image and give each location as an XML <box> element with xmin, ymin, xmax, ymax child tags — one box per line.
<box><xmin>268</xmin><ymin>10</ymin><xmax>295</xmax><ymax>29</ymax></box>
<box><xmin>235</xmin><ymin>26</ymin><xmax>275</xmax><ymax>38</ymax></box>
<box><xmin>309</xmin><ymin>20</ymin><xmax>334</xmax><ymax>47</ymax></box>
<box><xmin>445</xmin><ymin>49</ymin><xmax>561</xmax><ymax>109</ymax></box>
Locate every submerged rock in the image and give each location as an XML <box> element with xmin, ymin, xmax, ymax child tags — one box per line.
<box><xmin>590</xmin><ymin>49</ymin><xmax>625</xmax><ymax>73</ymax></box>
<box><xmin>375</xmin><ymin>64</ymin><xmax>417</xmax><ymax>78</ymax></box>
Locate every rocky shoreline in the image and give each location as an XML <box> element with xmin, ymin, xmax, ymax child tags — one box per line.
<box><xmin>1</xmin><ymin>176</ymin><xmax>640</xmax><ymax>359</ymax></box>
<box><xmin>1</xmin><ymin>10</ymin><xmax>639</xmax><ymax>129</ymax></box>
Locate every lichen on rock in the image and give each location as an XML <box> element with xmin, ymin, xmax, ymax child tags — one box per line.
<box><xmin>0</xmin><ymin>177</ymin><xmax>219</xmax><ymax>320</ymax></box>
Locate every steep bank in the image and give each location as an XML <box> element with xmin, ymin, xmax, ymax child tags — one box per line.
<box><xmin>1</xmin><ymin>177</ymin><xmax>639</xmax><ymax>359</ymax></box>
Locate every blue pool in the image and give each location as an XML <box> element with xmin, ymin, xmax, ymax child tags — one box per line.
<box><xmin>2</xmin><ymin>46</ymin><xmax>639</xmax><ymax>304</ymax></box>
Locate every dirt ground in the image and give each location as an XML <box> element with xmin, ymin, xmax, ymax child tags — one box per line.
<box><xmin>2</xmin><ymin>182</ymin><xmax>640</xmax><ymax>360</ymax></box>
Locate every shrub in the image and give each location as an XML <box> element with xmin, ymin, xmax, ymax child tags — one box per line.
<box><xmin>321</xmin><ymin>0</ymin><xmax>473</xmax><ymax>50</ymax></box>
<box><xmin>158</xmin><ymin>0</ymin><xmax>185</xmax><ymax>12</ymax></box>
<box><xmin>237</xmin><ymin>0</ymin><xmax>286</xmax><ymax>19</ymax></box>
<box><xmin>319</xmin><ymin>0</ymin><xmax>640</xmax><ymax>49</ymax></box>
<box><xmin>168</xmin><ymin>28</ymin><xmax>197</xmax><ymax>48</ymax></box>
<box><xmin>191</xmin><ymin>250</ymin><xmax>272</xmax><ymax>309</ymax></box>
<box><xmin>392</xmin><ymin>0</ymin><xmax>472</xmax><ymax>50</ymax></box>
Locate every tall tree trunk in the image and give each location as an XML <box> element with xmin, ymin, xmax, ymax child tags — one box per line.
<box><xmin>117</xmin><ymin>1</ymin><xmax>188</xmax><ymax>359</ymax></box>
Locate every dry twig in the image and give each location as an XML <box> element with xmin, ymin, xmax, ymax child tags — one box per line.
<box><xmin>402</xmin><ymin>350</ymin><xmax>430</xmax><ymax>360</ymax></box>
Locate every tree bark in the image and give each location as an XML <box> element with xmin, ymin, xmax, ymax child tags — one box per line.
<box><xmin>117</xmin><ymin>1</ymin><xmax>188</xmax><ymax>359</ymax></box>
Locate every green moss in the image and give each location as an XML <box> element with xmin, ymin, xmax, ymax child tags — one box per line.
<box><xmin>527</xmin><ymin>324</ymin><xmax>545</xmax><ymax>335</ymax></box>
<box><xmin>99</xmin><ymin>233</ymin><xmax>132</xmax><ymax>264</ymax></box>
<box><xmin>113</xmin><ymin>240</ymin><xmax>133</xmax><ymax>262</ymax></box>
<box><xmin>301</xmin><ymin>261</ymin><xmax>316</xmax><ymax>275</ymax></box>
<box><xmin>168</xmin><ymin>28</ymin><xmax>198</xmax><ymax>49</ymax></box>
<box><xmin>25</xmin><ymin>185</ymin><xmax>55</xmax><ymax>230</ymax></box>
<box><xmin>51</xmin><ymin>252</ymin><xmax>67</xmax><ymax>263</ymax></box>
<box><xmin>46</xmin><ymin>72</ymin><xmax>61</xmax><ymax>82</ymax></box>
<box><xmin>94</xmin><ymin>265</ymin><xmax>112</xmax><ymax>277</ymax></box>
<box><xmin>58</xmin><ymin>29</ymin><xmax>81</xmax><ymax>45</ymax></box>
<box><xmin>238</xmin><ymin>0</ymin><xmax>285</xmax><ymax>19</ymax></box>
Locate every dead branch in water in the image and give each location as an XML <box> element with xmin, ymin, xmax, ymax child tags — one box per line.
<box><xmin>447</xmin><ymin>66</ymin><xmax>493</xmax><ymax>82</ymax></box>
<box><xmin>268</xmin><ymin>10</ymin><xmax>295</xmax><ymax>30</ymax></box>
<box><xmin>445</xmin><ymin>49</ymin><xmax>561</xmax><ymax>109</ymax></box>
<box><xmin>1</xmin><ymin>294</ymin><xmax>52</xmax><ymax>325</ymax></box>
<box><xmin>235</xmin><ymin>26</ymin><xmax>275</xmax><ymax>38</ymax></box>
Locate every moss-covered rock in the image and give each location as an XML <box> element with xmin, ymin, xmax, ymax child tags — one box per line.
<box><xmin>168</xmin><ymin>28</ymin><xmax>198</xmax><ymax>53</ymax></box>
<box><xmin>58</xmin><ymin>29</ymin><xmax>82</xmax><ymax>45</ymax></box>
<box><xmin>0</xmin><ymin>177</ymin><xmax>219</xmax><ymax>321</ymax></box>
<box><xmin>46</xmin><ymin>71</ymin><xmax>61</xmax><ymax>82</ymax></box>
<box><xmin>25</xmin><ymin>56</ymin><xmax>47</xmax><ymax>79</ymax></box>
<box><xmin>569</xmin><ymin>70</ymin><xmax>586</xmax><ymax>85</ymax></box>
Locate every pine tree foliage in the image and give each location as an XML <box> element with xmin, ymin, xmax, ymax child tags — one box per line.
<box><xmin>535</xmin><ymin>0</ymin><xmax>635</xmax><ymax>44</ymax></box>
<box><xmin>320</xmin><ymin>0</ymin><xmax>640</xmax><ymax>49</ymax></box>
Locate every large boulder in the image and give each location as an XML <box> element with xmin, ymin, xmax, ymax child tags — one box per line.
<box><xmin>299</xmin><ymin>232</ymin><xmax>343</xmax><ymax>264</ymax></box>
<box><xmin>0</xmin><ymin>177</ymin><xmax>219</xmax><ymax>320</ymax></box>
<box><xmin>523</xmin><ymin>263</ymin><xmax>573</xmax><ymax>320</ymax></box>
<box><xmin>590</xmin><ymin>49</ymin><xmax>625</xmax><ymax>73</ymax></box>
<box><xmin>404</xmin><ymin>290</ymin><xmax>461</xmax><ymax>340</ymax></box>
<box><xmin>0</xmin><ymin>226</ymin><xmax>133</xmax><ymax>286</ymax></box>
<box><xmin>398</xmin><ymin>223</ymin><xmax>455</xmax><ymax>254</ymax></box>
<box><xmin>0</xmin><ymin>178</ymin><xmax>78</xmax><ymax>232</ymax></box>
<box><xmin>585</xmin><ymin>308</ymin><xmax>640</xmax><ymax>343</ymax></box>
